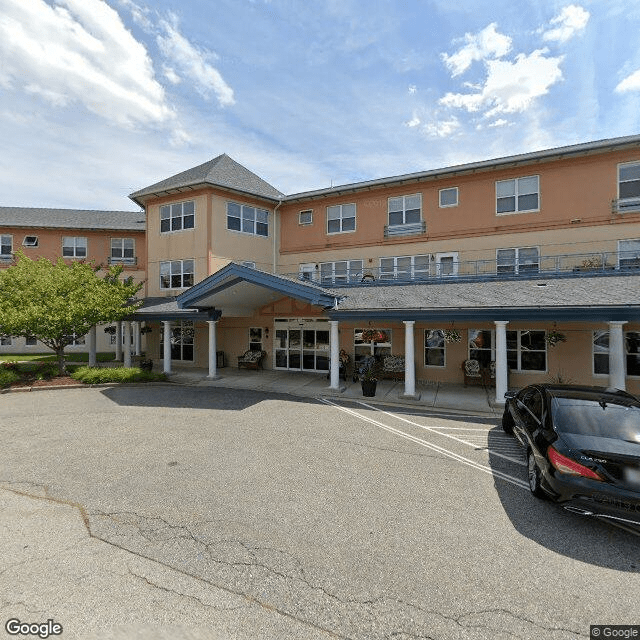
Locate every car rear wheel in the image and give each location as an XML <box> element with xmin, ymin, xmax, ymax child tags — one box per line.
<box><xmin>502</xmin><ymin>408</ymin><xmax>514</xmax><ymax>434</ymax></box>
<box><xmin>527</xmin><ymin>450</ymin><xmax>547</xmax><ymax>499</ymax></box>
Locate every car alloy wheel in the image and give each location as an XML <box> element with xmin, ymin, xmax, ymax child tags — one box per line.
<box><xmin>528</xmin><ymin>450</ymin><xmax>546</xmax><ymax>498</ymax></box>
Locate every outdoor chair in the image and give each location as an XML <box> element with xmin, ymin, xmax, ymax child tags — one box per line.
<box><xmin>462</xmin><ymin>359</ymin><xmax>483</xmax><ymax>387</ymax></box>
<box><xmin>237</xmin><ymin>350</ymin><xmax>266</xmax><ymax>370</ymax></box>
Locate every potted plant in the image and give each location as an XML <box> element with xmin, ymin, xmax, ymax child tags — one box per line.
<box><xmin>359</xmin><ymin>357</ymin><xmax>381</xmax><ymax>397</ymax></box>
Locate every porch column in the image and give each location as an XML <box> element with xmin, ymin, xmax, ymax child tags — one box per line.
<box><xmin>163</xmin><ymin>320</ymin><xmax>172</xmax><ymax>375</ymax></box>
<box><xmin>608</xmin><ymin>321</ymin><xmax>627</xmax><ymax>390</ymax></box>
<box><xmin>133</xmin><ymin>321</ymin><xmax>141</xmax><ymax>356</ymax></box>
<box><xmin>115</xmin><ymin>322</ymin><xmax>123</xmax><ymax>361</ymax></box>
<box><xmin>329</xmin><ymin>320</ymin><xmax>340</xmax><ymax>390</ymax></box>
<box><xmin>123</xmin><ymin>321</ymin><xmax>132</xmax><ymax>367</ymax></box>
<box><xmin>494</xmin><ymin>321</ymin><xmax>509</xmax><ymax>404</ymax></box>
<box><xmin>87</xmin><ymin>325</ymin><xmax>97</xmax><ymax>367</ymax></box>
<box><xmin>402</xmin><ymin>321</ymin><xmax>419</xmax><ymax>399</ymax></box>
<box><xmin>207</xmin><ymin>320</ymin><xmax>219</xmax><ymax>379</ymax></box>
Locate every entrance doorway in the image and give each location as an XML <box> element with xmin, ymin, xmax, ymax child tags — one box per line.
<box><xmin>274</xmin><ymin>318</ymin><xmax>329</xmax><ymax>372</ymax></box>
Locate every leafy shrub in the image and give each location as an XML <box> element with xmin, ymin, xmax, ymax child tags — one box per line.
<box><xmin>71</xmin><ymin>366</ymin><xmax>167</xmax><ymax>384</ymax></box>
<box><xmin>0</xmin><ymin>367</ymin><xmax>20</xmax><ymax>388</ymax></box>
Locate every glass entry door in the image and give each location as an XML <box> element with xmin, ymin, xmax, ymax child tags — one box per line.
<box><xmin>275</xmin><ymin>319</ymin><xmax>329</xmax><ymax>372</ymax></box>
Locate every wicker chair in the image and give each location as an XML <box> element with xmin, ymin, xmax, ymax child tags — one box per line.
<box><xmin>462</xmin><ymin>359</ymin><xmax>483</xmax><ymax>387</ymax></box>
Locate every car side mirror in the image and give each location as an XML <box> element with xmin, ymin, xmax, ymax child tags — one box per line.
<box><xmin>504</xmin><ymin>390</ymin><xmax>516</xmax><ymax>400</ymax></box>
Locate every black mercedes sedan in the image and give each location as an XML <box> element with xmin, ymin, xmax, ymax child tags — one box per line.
<box><xmin>502</xmin><ymin>384</ymin><xmax>640</xmax><ymax>530</ymax></box>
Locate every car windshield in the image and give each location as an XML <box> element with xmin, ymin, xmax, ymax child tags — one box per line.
<box><xmin>551</xmin><ymin>396</ymin><xmax>640</xmax><ymax>442</ymax></box>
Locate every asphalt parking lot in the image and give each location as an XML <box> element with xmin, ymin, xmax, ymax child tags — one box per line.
<box><xmin>1</xmin><ymin>384</ymin><xmax>639</xmax><ymax>639</ymax></box>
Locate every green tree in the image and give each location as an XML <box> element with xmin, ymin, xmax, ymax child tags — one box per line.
<box><xmin>0</xmin><ymin>252</ymin><xmax>143</xmax><ymax>374</ymax></box>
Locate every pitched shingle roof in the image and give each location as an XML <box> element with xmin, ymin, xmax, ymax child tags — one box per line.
<box><xmin>0</xmin><ymin>207</ymin><xmax>145</xmax><ymax>231</ymax></box>
<box><xmin>129</xmin><ymin>154</ymin><xmax>283</xmax><ymax>204</ymax></box>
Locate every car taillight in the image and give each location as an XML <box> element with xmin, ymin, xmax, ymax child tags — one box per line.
<box><xmin>547</xmin><ymin>446</ymin><xmax>603</xmax><ymax>481</ymax></box>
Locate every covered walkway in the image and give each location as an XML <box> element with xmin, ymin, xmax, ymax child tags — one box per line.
<box><xmin>165</xmin><ymin>366</ymin><xmax>501</xmax><ymax>416</ymax></box>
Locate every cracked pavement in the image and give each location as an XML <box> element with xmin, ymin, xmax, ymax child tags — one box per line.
<box><xmin>1</xmin><ymin>385</ymin><xmax>639</xmax><ymax>639</ymax></box>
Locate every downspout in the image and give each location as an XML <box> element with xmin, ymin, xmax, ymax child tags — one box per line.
<box><xmin>272</xmin><ymin>199</ymin><xmax>282</xmax><ymax>274</ymax></box>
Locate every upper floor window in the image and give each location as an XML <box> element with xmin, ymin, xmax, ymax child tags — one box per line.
<box><xmin>618</xmin><ymin>239</ymin><xmax>640</xmax><ymax>269</ymax></box>
<box><xmin>320</xmin><ymin>259</ymin><xmax>363</xmax><ymax>284</ymax></box>
<box><xmin>380</xmin><ymin>255</ymin><xmax>429</xmax><ymax>280</ymax></box>
<box><xmin>388</xmin><ymin>195</ymin><xmax>421</xmax><ymax>226</ymax></box>
<box><xmin>497</xmin><ymin>247</ymin><xmax>539</xmax><ymax>274</ymax></box>
<box><xmin>62</xmin><ymin>236</ymin><xmax>87</xmax><ymax>258</ymax></box>
<box><xmin>439</xmin><ymin>188</ymin><xmax>458</xmax><ymax>208</ymax></box>
<box><xmin>227</xmin><ymin>202</ymin><xmax>269</xmax><ymax>237</ymax></box>
<box><xmin>619</xmin><ymin>162</ymin><xmax>640</xmax><ymax>202</ymax></box>
<box><xmin>22</xmin><ymin>235</ymin><xmax>39</xmax><ymax>247</ymax></box>
<box><xmin>496</xmin><ymin>176</ymin><xmax>539</xmax><ymax>214</ymax></box>
<box><xmin>110</xmin><ymin>238</ymin><xmax>135</xmax><ymax>264</ymax></box>
<box><xmin>327</xmin><ymin>204</ymin><xmax>356</xmax><ymax>234</ymax></box>
<box><xmin>160</xmin><ymin>259</ymin><xmax>194</xmax><ymax>289</ymax></box>
<box><xmin>299</xmin><ymin>210</ymin><xmax>313</xmax><ymax>225</ymax></box>
<box><xmin>160</xmin><ymin>201</ymin><xmax>195</xmax><ymax>233</ymax></box>
<box><xmin>0</xmin><ymin>235</ymin><xmax>12</xmax><ymax>260</ymax></box>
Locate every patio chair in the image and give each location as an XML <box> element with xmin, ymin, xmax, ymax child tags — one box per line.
<box><xmin>462</xmin><ymin>359</ymin><xmax>483</xmax><ymax>387</ymax></box>
<box><xmin>237</xmin><ymin>350</ymin><xmax>266</xmax><ymax>370</ymax></box>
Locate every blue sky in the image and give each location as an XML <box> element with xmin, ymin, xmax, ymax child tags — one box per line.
<box><xmin>1</xmin><ymin>0</ymin><xmax>640</xmax><ymax>210</ymax></box>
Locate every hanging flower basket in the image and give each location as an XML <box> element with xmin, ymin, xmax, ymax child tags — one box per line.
<box><xmin>361</xmin><ymin>329</ymin><xmax>388</xmax><ymax>343</ymax></box>
<box><xmin>546</xmin><ymin>330</ymin><xmax>567</xmax><ymax>347</ymax></box>
<box><xmin>443</xmin><ymin>329</ymin><xmax>462</xmax><ymax>344</ymax></box>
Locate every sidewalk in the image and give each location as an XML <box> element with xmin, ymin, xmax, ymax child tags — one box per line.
<box><xmin>167</xmin><ymin>366</ymin><xmax>502</xmax><ymax>416</ymax></box>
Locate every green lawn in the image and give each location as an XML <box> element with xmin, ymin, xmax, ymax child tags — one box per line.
<box><xmin>0</xmin><ymin>352</ymin><xmax>116</xmax><ymax>363</ymax></box>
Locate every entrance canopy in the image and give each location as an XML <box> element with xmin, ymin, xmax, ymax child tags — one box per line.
<box><xmin>177</xmin><ymin>262</ymin><xmax>338</xmax><ymax>317</ymax></box>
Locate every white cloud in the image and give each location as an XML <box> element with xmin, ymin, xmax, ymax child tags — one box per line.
<box><xmin>163</xmin><ymin>65</ymin><xmax>181</xmax><ymax>85</ymax></box>
<box><xmin>157</xmin><ymin>13</ymin><xmax>235</xmax><ymax>107</ymax></box>
<box><xmin>440</xmin><ymin>49</ymin><xmax>564</xmax><ymax>117</ymax></box>
<box><xmin>408</xmin><ymin>84</ymin><xmax>417</xmax><ymax>95</ymax></box>
<box><xmin>441</xmin><ymin>23</ymin><xmax>512</xmax><ymax>77</ymax></box>
<box><xmin>424</xmin><ymin>117</ymin><xmax>461</xmax><ymax>138</ymax></box>
<box><xmin>405</xmin><ymin>115</ymin><xmax>421</xmax><ymax>128</ymax></box>
<box><xmin>615</xmin><ymin>69</ymin><xmax>640</xmax><ymax>93</ymax></box>
<box><xmin>0</xmin><ymin>0</ymin><xmax>174</xmax><ymax>127</ymax></box>
<box><xmin>543</xmin><ymin>5</ymin><xmax>590</xmax><ymax>43</ymax></box>
<box><xmin>488</xmin><ymin>118</ymin><xmax>510</xmax><ymax>128</ymax></box>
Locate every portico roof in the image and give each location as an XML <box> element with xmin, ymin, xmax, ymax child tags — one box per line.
<box><xmin>176</xmin><ymin>263</ymin><xmax>339</xmax><ymax>317</ymax></box>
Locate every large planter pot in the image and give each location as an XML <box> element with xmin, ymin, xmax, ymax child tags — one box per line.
<box><xmin>361</xmin><ymin>380</ymin><xmax>377</xmax><ymax>397</ymax></box>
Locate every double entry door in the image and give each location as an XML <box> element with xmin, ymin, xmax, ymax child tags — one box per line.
<box><xmin>274</xmin><ymin>318</ymin><xmax>329</xmax><ymax>372</ymax></box>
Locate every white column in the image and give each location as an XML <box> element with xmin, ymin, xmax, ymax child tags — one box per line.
<box><xmin>329</xmin><ymin>320</ymin><xmax>340</xmax><ymax>390</ymax></box>
<box><xmin>87</xmin><ymin>325</ymin><xmax>97</xmax><ymax>367</ymax></box>
<box><xmin>163</xmin><ymin>320</ymin><xmax>172</xmax><ymax>375</ymax></box>
<box><xmin>133</xmin><ymin>321</ymin><xmax>141</xmax><ymax>356</ymax></box>
<box><xmin>207</xmin><ymin>320</ymin><xmax>219</xmax><ymax>379</ymax></box>
<box><xmin>609</xmin><ymin>321</ymin><xmax>627</xmax><ymax>391</ymax></box>
<box><xmin>403</xmin><ymin>321</ymin><xmax>418</xmax><ymax>398</ymax></box>
<box><xmin>495</xmin><ymin>321</ymin><xmax>509</xmax><ymax>404</ymax></box>
<box><xmin>115</xmin><ymin>322</ymin><xmax>123</xmax><ymax>361</ymax></box>
<box><xmin>123</xmin><ymin>321</ymin><xmax>132</xmax><ymax>367</ymax></box>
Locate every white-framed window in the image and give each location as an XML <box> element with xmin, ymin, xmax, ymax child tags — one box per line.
<box><xmin>110</xmin><ymin>238</ymin><xmax>135</xmax><ymax>263</ymax></box>
<box><xmin>22</xmin><ymin>235</ymin><xmax>39</xmax><ymax>247</ymax></box>
<box><xmin>160</xmin><ymin>201</ymin><xmax>195</xmax><ymax>233</ymax></box>
<box><xmin>592</xmin><ymin>330</ymin><xmax>640</xmax><ymax>377</ymax></box>
<box><xmin>241</xmin><ymin>261</ymin><xmax>256</xmax><ymax>269</ymax></box>
<box><xmin>435</xmin><ymin>252</ymin><xmax>459</xmax><ymax>277</ymax></box>
<box><xmin>424</xmin><ymin>329</ymin><xmax>446</xmax><ymax>367</ymax></box>
<box><xmin>62</xmin><ymin>237</ymin><xmax>87</xmax><ymax>258</ymax></box>
<box><xmin>249</xmin><ymin>327</ymin><xmax>263</xmax><ymax>351</ymax></box>
<box><xmin>299</xmin><ymin>209</ymin><xmax>313</xmax><ymax>225</ymax></box>
<box><xmin>327</xmin><ymin>204</ymin><xmax>356</xmax><ymax>234</ymax></box>
<box><xmin>354</xmin><ymin>328</ymin><xmax>392</xmax><ymax>366</ymax></box>
<box><xmin>25</xmin><ymin>335</ymin><xmax>38</xmax><ymax>346</ymax></box>
<box><xmin>496</xmin><ymin>176</ymin><xmax>539</xmax><ymax>214</ymax></box>
<box><xmin>299</xmin><ymin>263</ymin><xmax>317</xmax><ymax>281</ymax></box>
<box><xmin>160</xmin><ymin>259</ymin><xmax>195</xmax><ymax>289</ymax></box>
<box><xmin>160</xmin><ymin>320</ymin><xmax>194</xmax><ymax>361</ymax></box>
<box><xmin>469</xmin><ymin>329</ymin><xmax>494</xmax><ymax>367</ymax></box>
<box><xmin>388</xmin><ymin>194</ymin><xmax>421</xmax><ymax>226</ymax></box>
<box><xmin>497</xmin><ymin>247</ymin><xmax>539</xmax><ymax>274</ymax></box>
<box><xmin>380</xmin><ymin>255</ymin><xmax>430</xmax><ymax>280</ymax></box>
<box><xmin>507</xmin><ymin>330</ymin><xmax>546</xmax><ymax>372</ymax></box>
<box><xmin>439</xmin><ymin>187</ymin><xmax>458</xmax><ymax>208</ymax></box>
<box><xmin>0</xmin><ymin>235</ymin><xmax>12</xmax><ymax>260</ymax></box>
<box><xmin>618</xmin><ymin>162</ymin><xmax>640</xmax><ymax>205</ymax></box>
<box><xmin>319</xmin><ymin>259</ymin><xmax>363</xmax><ymax>284</ymax></box>
<box><xmin>618</xmin><ymin>239</ymin><xmax>640</xmax><ymax>269</ymax></box>
<box><xmin>0</xmin><ymin>336</ymin><xmax>12</xmax><ymax>346</ymax></box>
<box><xmin>226</xmin><ymin>202</ymin><xmax>269</xmax><ymax>237</ymax></box>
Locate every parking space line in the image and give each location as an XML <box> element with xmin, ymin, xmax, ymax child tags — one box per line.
<box><xmin>320</xmin><ymin>398</ymin><xmax>529</xmax><ymax>490</ymax></box>
<box><xmin>356</xmin><ymin>401</ymin><xmax>526</xmax><ymax>466</ymax></box>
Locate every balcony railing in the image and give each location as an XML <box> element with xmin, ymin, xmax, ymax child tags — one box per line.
<box><xmin>384</xmin><ymin>221</ymin><xmax>426</xmax><ymax>238</ymax></box>
<box><xmin>108</xmin><ymin>256</ymin><xmax>138</xmax><ymax>266</ymax></box>
<box><xmin>612</xmin><ymin>197</ymin><xmax>640</xmax><ymax>214</ymax></box>
<box><xmin>287</xmin><ymin>250</ymin><xmax>640</xmax><ymax>287</ymax></box>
